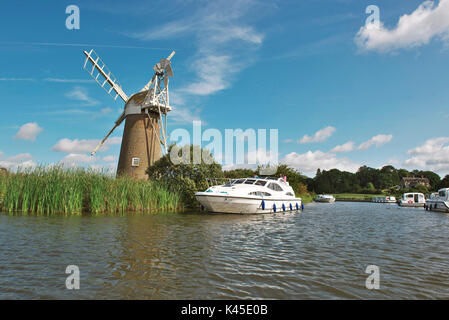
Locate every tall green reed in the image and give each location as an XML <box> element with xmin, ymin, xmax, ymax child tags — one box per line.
<box><xmin>0</xmin><ymin>166</ymin><xmax>183</xmax><ymax>215</ymax></box>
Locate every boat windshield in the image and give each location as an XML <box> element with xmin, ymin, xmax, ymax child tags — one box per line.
<box><xmin>244</xmin><ymin>179</ymin><xmax>256</xmax><ymax>184</ymax></box>
<box><xmin>234</xmin><ymin>179</ymin><xmax>246</xmax><ymax>184</ymax></box>
<box><xmin>255</xmin><ymin>180</ymin><xmax>267</xmax><ymax>186</ymax></box>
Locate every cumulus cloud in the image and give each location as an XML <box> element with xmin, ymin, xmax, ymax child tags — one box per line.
<box><xmin>404</xmin><ymin>137</ymin><xmax>449</xmax><ymax>172</ymax></box>
<box><xmin>299</xmin><ymin>126</ymin><xmax>336</xmax><ymax>144</ymax></box>
<box><xmin>102</xmin><ymin>155</ymin><xmax>116</xmax><ymax>162</ymax></box>
<box><xmin>51</xmin><ymin>137</ymin><xmax>121</xmax><ymax>153</ymax></box>
<box><xmin>0</xmin><ymin>153</ymin><xmax>35</xmax><ymax>171</ymax></box>
<box><xmin>355</xmin><ymin>0</ymin><xmax>449</xmax><ymax>52</ymax></box>
<box><xmin>59</xmin><ymin>153</ymin><xmax>97</xmax><ymax>166</ymax></box>
<box><xmin>330</xmin><ymin>141</ymin><xmax>355</xmax><ymax>153</ymax></box>
<box><xmin>282</xmin><ymin>150</ymin><xmax>360</xmax><ymax>176</ymax></box>
<box><xmin>14</xmin><ymin>122</ymin><xmax>43</xmax><ymax>142</ymax></box>
<box><xmin>358</xmin><ymin>134</ymin><xmax>393</xmax><ymax>150</ymax></box>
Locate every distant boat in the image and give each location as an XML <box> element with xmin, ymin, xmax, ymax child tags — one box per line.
<box><xmin>398</xmin><ymin>192</ymin><xmax>426</xmax><ymax>207</ymax></box>
<box><xmin>195</xmin><ymin>177</ymin><xmax>302</xmax><ymax>214</ymax></box>
<box><xmin>315</xmin><ymin>194</ymin><xmax>335</xmax><ymax>203</ymax></box>
<box><xmin>425</xmin><ymin>188</ymin><xmax>449</xmax><ymax>213</ymax></box>
<box><xmin>372</xmin><ymin>196</ymin><xmax>396</xmax><ymax>203</ymax></box>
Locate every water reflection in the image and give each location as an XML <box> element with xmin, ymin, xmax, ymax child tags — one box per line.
<box><xmin>0</xmin><ymin>203</ymin><xmax>449</xmax><ymax>299</ymax></box>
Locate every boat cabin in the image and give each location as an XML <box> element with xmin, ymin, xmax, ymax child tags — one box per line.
<box><xmin>437</xmin><ymin>188</ymin><xmax>449</xmax><ymax>200</ymax></box>
<box><xmin>402</xmin><ymin>192</ymin><xmax>425</xmax><ymax>203</ymax></box>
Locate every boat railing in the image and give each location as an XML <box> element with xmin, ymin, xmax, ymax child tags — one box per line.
<box><xmin>205</xmin><ymin>177</ymin><xmax>233</xmax><ymax>187</ymax></box>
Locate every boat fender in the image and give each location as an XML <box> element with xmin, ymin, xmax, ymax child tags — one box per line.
<box><xmin>261</xmin><ymin>200</ymin><xmax>265</xmax><ymax>210</ymax></box>
<box><xmin>301</xmin><ymin>203</ymin><xmax>304</xmax><ymax>210</ymax></box>
<box><xmin>282</xmin><ymin>203</ymin><xmax>286</xmax><ymax>212</ymax></box>
<box><xmin>290</xmin><ymin>203</ymin><xmax>293</xmax><ymax>211</ymax></box>
<box><xmin>273</xmin><ymin>204</ymin><xmax>277</xmax><ymax>213</ymax></box>
<box><xmin>296</xmin><ymin>203</ymin><xmax>299</xmax><ymax>210</ymax></box>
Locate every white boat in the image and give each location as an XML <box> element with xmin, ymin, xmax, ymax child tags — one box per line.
<box><xmin>398</xmin><ymin>192</ymin><xmax>426</xmax><ymax>207</ymax></box>
<box><xmin>195</xmin><ymin>177</ymin><xmax>303</xmax><ymax>214</ymax></box>
<box><xmin>314</xmin><ymin>194</ymin><xmax>335</xmax><ymax>203</ymax></box>
<box><xmin>425</xmin><ymin>188</ymin><xmax>449</xmax><ymax>213</ymax></box>
<box><xmin>372</xmin><ymin>196</ymin><xmax>396</xmax><ymax>203</ymax></box>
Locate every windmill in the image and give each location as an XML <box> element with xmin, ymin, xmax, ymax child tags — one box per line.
<box><xmin>82</xmin><ymin>49</ymin><xmax>175</xmax><ymax>179</ymax></box>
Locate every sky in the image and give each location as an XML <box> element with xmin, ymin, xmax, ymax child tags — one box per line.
<box><xmin>0</xmin><ymin>0</ymin><xmax>449</xmax><ymax>177</ymax></box>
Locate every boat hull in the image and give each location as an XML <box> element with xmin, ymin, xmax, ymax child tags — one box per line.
<box><xmin>425</xmin><ymin>200</ymin><xmax>449</xmax><ymax>213</ymax></box>
<box><xmin>195</xmin><ymin>193</ymin><xmax>302</xmax><ymax>214</ymax></box>
<box><xmin>398</xmin><ymin>202</ymin><xmax>425</xmax><ymax>207</ymax></box>
<box><xmin>314</xmin><ymin>198</ymin><xmax>335</xmax><ymax>203</ymax></box>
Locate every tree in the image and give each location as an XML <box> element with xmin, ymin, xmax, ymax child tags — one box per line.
<box><xmin>412</xmin><ymin>170</ymin><xmax>441</xmax><ymax>191</ymax></box>
<box><xmin>146</xmin><ymin>144</ymin><xmax>224</xmax><ymax>207</ymax></box>
<box><xmin>439</xmin><ymin>175</ymin><xmax>449</xmax><ymax>189</ymax></box>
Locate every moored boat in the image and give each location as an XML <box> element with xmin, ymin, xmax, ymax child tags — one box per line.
<box><xmin>425</xmin><ymin>188</ymin><xmax>449</xmax><ymax>213</ymax></box>
<box><xmin>372</xmin><ymin>196</ymin><xmax>396</xmax><ymax>203</ymax></box>
<box><xmin>314</xmin><ymin>194</ymin><xmax>335</xmax><ymax>203</ymax></box>
<box><xmin>195</xmin><ymin>177</ymin><xmax>303</xmax><ymax>214</ymax></box>
<box><xmin>398</xmin><ymin>192</ymin><xmax>425</xmax><ymax>207</ymax></box>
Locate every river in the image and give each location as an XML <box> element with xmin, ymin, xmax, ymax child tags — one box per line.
<box><xmin>1</xmin><ymin>202</ymin><xmax>448</xmax><ymax>299</ymax></box>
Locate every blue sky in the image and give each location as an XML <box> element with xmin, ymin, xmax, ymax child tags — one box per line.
<box><xmin>1</xmin><ymin>0</ymin><xmax>449</xmax><ymax>177</ymax></box>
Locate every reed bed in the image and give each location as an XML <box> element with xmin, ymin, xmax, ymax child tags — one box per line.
<box><xmin>0</xmin><ymin>166</ymin><xmax>182</xmax><ymax>215</ymax></box>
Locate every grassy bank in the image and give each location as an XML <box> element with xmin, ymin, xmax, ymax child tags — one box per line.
<box><xmin>333</xmin><ymin>193</ymin><xmax>385</xmax><ymax>201</ymax></box>
<box><xmin>0</xmin><ymin>166</ymin><xmax>182</xmax><ymax>215</ymax></box>
<box><xmin>298</xmin><ymin>193</ymin><xmax>314</xmax><ymax>204</ymax></box>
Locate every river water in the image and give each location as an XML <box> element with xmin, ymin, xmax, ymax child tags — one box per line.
<box><xmin>0</xmin><ymin>202</ymin><xmax>448</xmax><ymax>299</ymax></box>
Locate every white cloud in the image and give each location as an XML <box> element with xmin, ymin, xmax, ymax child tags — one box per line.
<box><xmin>0</xmin><ymin>153</ymin><xmax>36</xmax><ymax>171</ymax></box>
<box><xmin>181</xmin><ymin>55</ymin><xmax>236</xmax><ymax>96</ymax></box>
<box><xmin>330</xmin><ymin>141</ymin><xmax>355</xmax><ymax>153</ymax></box>
<box><xmin>102</xmin><ymin>155</ymin><xmax>116</xmax><ymax>162</ymax></box>
<box><xmin>358</xmin><ymin>134</ymin><xmax>393</xmax><ymax>150</ymax></box>
<box><xmin>282</xmin><ymin>150</ymin><xmax>360</xmax><ymax>177</ymax></box>
<box><xmin>51</xmin><ymin>137</ymin><xmax>121</xmax><ymax>153</ymax></box>
<box><xmin>0</xmin><ymin>78</ymin><xmax>35</xmax><ymax>81</ymax></box>
<box><xmin>404</xmin><ymin>137</ymin><xmax>449</xmax><ymax>173</ymax></box>
<box><xmin>59</xmin><ymin>153</ymin><xmax>97</xmax><ymax>166</ymax></box>
<box><xmin>355</xmin><ymin>0</ymin><xmax>449</xmax><ymax>53</ymax></box>
<box><xmin>65</xmin><ymin>86</ymin><xmax>99</xmax><ymax>106</ymax></box>
<box><xmin>130</xmin><ymin>0</ymin><xmax>264</xmax><ymax>99</ymax></box>
<box><xmin>299</xmin><ymin>126</ymin><xmax>336</xmax><ymax>144</ymax></box>
<box><xmin>222</xmin><ymin>148</ymin><xmax>279</xmax><ymax>172</ymax></box>
<box><xmin>44</xmin><ymin>78</ymin><xmax>94</xmax><ymax>83</ymax></box>
<box><xmin>14</xmin><ymin>122</ymin><xmax>43</xmax><ymax>142</ymax></box>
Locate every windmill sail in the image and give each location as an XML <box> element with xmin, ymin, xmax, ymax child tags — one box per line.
<box><xmin>83</xmin><ymin>50</ymin><xmax>128</xmax><ymax>103</ymax></box>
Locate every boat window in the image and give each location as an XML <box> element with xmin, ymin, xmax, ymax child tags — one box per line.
<box><xmin>439</xmin><ymin>190</ymin><xmax>446</xmax><ymax>197</ymax></box>
<box><xmin>286</xmin><ymin>192</ymin><xmax>294</xmax><ymax>196</ymax></box>
<box><xmin>234</xmin><ymin>179</ymin><xmax>246</xmax><ymax>184</ymax></box>
<box><xmin>244</xmin><ymin>179</ymin><xmax>256</xmax><ymax>185</ymax></box>
<box><xmin>255</xmin><ymin>180</ymin><xmax>267</xmax><ymax>186</ymax></box>
<box><xmin>268</xmin><ymin>183</ymin><xmax>283</xmax><ymax>192</ymax></box>
<box><xmin>249</xmin><ymin>191</ymin><xmax>272</xmax><ymax>196</ymax></box>
<box><xmin>406</xmin><ymin>194</ymin><xmax>413</xmax><ymax>198</ymax></box>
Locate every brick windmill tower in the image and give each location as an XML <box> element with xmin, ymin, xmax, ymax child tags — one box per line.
<box><xmin>82</xmin><ymin>49</ymin><xmax>175</xmax><ymax>179</ymax></box>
